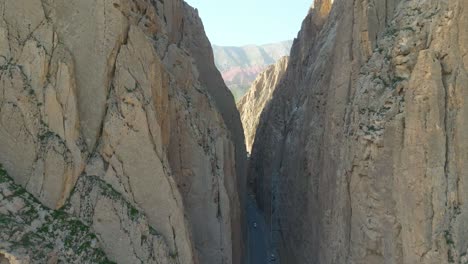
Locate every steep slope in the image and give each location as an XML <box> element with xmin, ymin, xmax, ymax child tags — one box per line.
<box><xmin>0</xmin><ymin>165</ymin><xmax>113</xmax><ymax>263</ymax></box>
<box><xmin>249</xmin><ymin>0</ymin><xmax>468</xmax><ymax>263</ymax></box>
<box><xmin>213</xmin><ymin>41</ymin><xmax>292</xmax><ymax>99</ymax></box>
<box><xmin>0</xmin><ymin>1</ymin><xmax>246</xmax><ymax>263</ymax></box>
<box><xmin>237</xmin><ymin>56</ymin><xmax>289</xmax><ymax>153</ymax></box>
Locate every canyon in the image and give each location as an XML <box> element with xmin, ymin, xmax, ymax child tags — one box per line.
<box><xmin>1</xmin><ymin>0</ymin><xmax>468</xmax><ymax>264</ymax></box>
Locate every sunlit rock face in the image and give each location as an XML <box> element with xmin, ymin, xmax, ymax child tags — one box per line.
<box><xmin>0</xmin><ymin>0</ymin><xmax>246</xmax><ymax>263</ymax></box>
<box><xmin>237</xmin><ymin>56</ymin><xmax>289</xmax><ymax>153</ymax></box>
<box><xmin>249</xmin><ymin>0</ymin><xmax>468</xmax><ymax>263</ymax></box>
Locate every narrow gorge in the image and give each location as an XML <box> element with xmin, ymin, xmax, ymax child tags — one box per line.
<box><xmin>1</xmin><ymin>0</ymin><xmax>467</xmax><ymax>264</ymax></box>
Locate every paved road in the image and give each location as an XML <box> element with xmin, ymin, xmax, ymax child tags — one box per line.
<box><xmin>247</xmin><ymin>197</ymin><xmax>269</xmax><ymax>264</ymax></box>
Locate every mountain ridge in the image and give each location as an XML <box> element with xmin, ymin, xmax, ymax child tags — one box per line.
<box><xmin>213</xmin><ymin>40</ymin><xmax>292</xmax><ymax>100</ymax></box>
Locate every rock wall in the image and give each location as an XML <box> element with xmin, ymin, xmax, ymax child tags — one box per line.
<box><xmin>0</xmin><ymin>0</ymin><xmax>245</xmax><ymax>263</ymax></box>
<box><xmin>249</xmin><ymin>0</ymin><xmax>468</xmax><ymax>263</ymax></box>
<box><xmin>237</xmin><ymin>56</ymin><xmax>289</xmax><ymax>153</ymax></box>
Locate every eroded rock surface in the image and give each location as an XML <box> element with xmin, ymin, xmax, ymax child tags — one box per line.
<box><xmin>0</xmin><ymin>1</ymin><xmax>245</xmax><ymax>263</ymax></box>
<box><xmin>0</xmin><ymin>165</ymin><xmax>113</xmax><ymax>264</ymax></box>
<box><xmin>249</xmin><ymin>0</ymin><xmax>468</xmax><ymax>263</ymax></box>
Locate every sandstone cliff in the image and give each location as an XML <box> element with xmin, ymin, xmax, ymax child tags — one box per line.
<box><xmin>249</xmin><ymin>0</ymin><xmax>468</xmax><ymax>263</ymax></box>
<box><xmin>237</xmin><ymin>56</ymin><xmax>288</xmax><ymax>153</ymax></box>
<box><xmin>0</xmin><ymin>0</ymin><xmax>246</xmax><ymax>263</ymax></box>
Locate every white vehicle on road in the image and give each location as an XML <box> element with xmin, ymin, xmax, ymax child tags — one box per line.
<box><xmin>269</xmin><ymin>253</ymin><xmax>276</xmax><ymax>262</ymax></box>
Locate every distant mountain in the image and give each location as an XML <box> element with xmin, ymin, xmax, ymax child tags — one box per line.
<box><xmin>213</xmin><ymin>40</ymin><xmax>293</xmax><ymax>100</ymax></box>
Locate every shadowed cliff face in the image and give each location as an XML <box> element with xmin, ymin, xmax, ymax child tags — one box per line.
<box><xmin>249</xmin><ymin>0</ymin><xmax>468</xmax><ymax>263</ymax></box>
<box><xmin>172</xmin><ymin>4</ymin><xmax>248</xmax><ymax>263</ymax></box>
<box><xmin>0</xmin><ymin>0</ymin><xmax>245</xmax><ymax>263</ymax></box>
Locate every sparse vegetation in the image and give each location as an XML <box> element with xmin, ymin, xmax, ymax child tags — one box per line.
<box><xmin>454</xmin><ymin>205</ymin><xmax>462</xmax><ymax>216</ymax></box>
<box><xmin>448</xmin><ymin>249</ymin><xmax>455</xmax><ymax>263</ymax></box>
<box><xmin>0</xmin><ymin>164</ymin><xmax>8</xmax><ymax>183</ymax></box>
<box><xmin>169</xmin><ymin>251</ymin><xmax>179</xmax><ymax>260</ymax></box>
<box><xmin>0</xmin><ymin>169</ymin><xmax>115</xmax><ymax>263</ymax></box>
<box><xmin>384</xmin><ymin>27</ymin><xmax>398</xmax><ymax>37</ymax></box>
<box><xmin>444</xmin><ymin>230</ymin><xmax>454</xmax><ymax>245</ymax></box>
<box><xmin>368</xmin><ymin>125</ymin><xmax>378</xmax><ymax>132</ymax></box>
<box><xmin>402</xmin><ymin>26</ymin><xmax>416</xmax><ymax>32</ymax></box>
<box><xmin>129</xmin><ymin>206</ymin><xmax>139</xmax><ymax>220</ymax></box>
<box><xmin>444</xmin><ymin>230</ymin><xmax>456</xmax><ymax>263</ymax></box>
<box><xmin>39</xmin><ymin>131</ymin><xmax>58</xmax><ymax>142</ymax></box>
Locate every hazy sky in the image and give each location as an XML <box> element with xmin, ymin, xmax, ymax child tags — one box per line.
<box><xmin>185</xmin><ymin>0</ymin><xmax>312</xmax><ymax>46</ymax></box>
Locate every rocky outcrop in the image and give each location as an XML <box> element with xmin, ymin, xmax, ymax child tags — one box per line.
<box><xmin>0</xmin><ymin>165</ymin><xmax>114</xmax><ymax>264</ymax></box>
<box><xmin>249</xmin><ymin>0</ymin><xmax>468</xmax><ymax>263</ymax></box>
<box><xmin>0</xmin><ymin>1</ymin><xmax>245</xmax><ymax>263</ymax></box>
<box><xmin>237</xmin><ymin>56</ymin><xmax>288</xmax><ymax>153</ymax></box>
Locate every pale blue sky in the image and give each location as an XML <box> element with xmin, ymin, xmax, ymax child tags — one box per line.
<box><xmin>185</xmin><ymin>0</ymin><xmax>312</xmax><ymax>46</ymax></box>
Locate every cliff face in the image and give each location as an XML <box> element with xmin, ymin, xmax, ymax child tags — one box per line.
<box><xmin>237</xmin><ymin>56</ymin><xmax>288</xmax><ymax>153</ymax></box>
<box><xmin>0</xmin><ymin>1</ymin><xmax>245</xmax><ymax>263</ymax></box>
<box><xmin>249</xmin><ymin>0</ymin><xmax>468</xmax><ymax>263</ymax></box>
